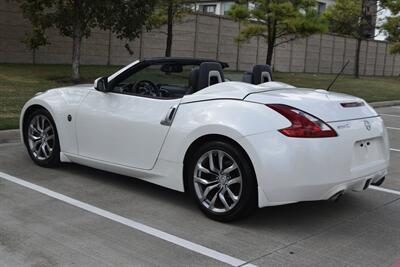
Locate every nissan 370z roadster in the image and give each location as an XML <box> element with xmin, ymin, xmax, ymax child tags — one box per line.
<box><xmin>20</xmin><ymin>58</ymin><xmax>390</xmax><ymax>221</ymax></box>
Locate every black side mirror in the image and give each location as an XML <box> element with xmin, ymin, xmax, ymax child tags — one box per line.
<box><xmin>94</xmin><ymin>77</ymin><xmax>109</xmax><ymax>92</ymax></box>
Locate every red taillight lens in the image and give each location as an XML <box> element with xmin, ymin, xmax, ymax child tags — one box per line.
<box><xmin>266</xmin><ymin>104</ymin><xmax>338</xmax><ymax>138</ymax></box>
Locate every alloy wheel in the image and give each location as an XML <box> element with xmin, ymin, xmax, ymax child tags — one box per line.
<box><xmin>193</xmin><ymin>149</ymin><xmax>243</xmax><ymax>213</ymax></box>
<box><xmin>28</xmin><ymin>115</ymin><xmax>55</xmax><ymax>161</ymax></box>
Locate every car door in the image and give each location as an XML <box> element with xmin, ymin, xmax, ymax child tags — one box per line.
<box><xmin>76</xmin><ymin>90</ymin><xmax>180</xmax><ymax>170</ymax></box>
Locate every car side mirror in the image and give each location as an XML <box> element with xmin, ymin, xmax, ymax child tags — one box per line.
<box><xmin>94</xmin><ymin>77</ymin><xmax>109</xmax><ymax>92</ymax></box>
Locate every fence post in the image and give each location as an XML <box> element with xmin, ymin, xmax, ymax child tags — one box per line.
<box><xmin>342</xmin><ymin>37</ymin><xmax>347</xmax><ymax>72</ymax></box>
<box><xmin>383</xmin><ymin>42</ymin><xmax>388</xmax><ymax>76</ymax></box>
<box><xmin>107</xmin><ymin>30</ymin><xmax>112</xmax><ymax>65</ymax></box>
<box><xmin>303</xmin><ymin>37</ymin><xmax>309</xmax><ymax>73</ymax></box>
<box><xmin>256</xmin><ymin>36</ymin><xmax>260</xmax><ymax>64</ymax></box>
<box><xmin>193</xmin><ymin>14</ymin><xmax>199</xmax><ymax>58</ymax></box>
<box><xmin>363</xmin><ymin>40</ymin><xmax>368</xmax><ymax>75</ymax></box>
<box><xmin>373</xmin><ymin>42</ymin><xmax>379</xmax><ymax>76</ymax></box>
<box><xmin>330</xmin><ymin>35</ymin><xmax>336</xmax><ymax>74</ymax></box>
<box><xmin>139</xmin><ymin>30</ymin><xmax>144</xmax><ymax>60</ymax></box>
<box><xmin>216</xmin><ymin>16</ymin><xmax>222</xmax><ymax>60</ymax></box>
<box><xmin>317</xmin><ymin>34</ymin><xmax>322</xmax><ymax>73</ymax></box>
<box><xmin>289</xmin><ymin>38</ymin><xmax>294</xmax><ymax>72</ymax></box>
<box><xmin>392</xmin><ymin>54</ymin><xmax>396</xmax><ymax>76</ymax></box>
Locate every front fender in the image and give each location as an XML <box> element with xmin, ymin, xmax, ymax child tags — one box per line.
<box><xmin>20</xmin><ymin>87</ymin><xmax>90</xmax><ymax>155</ymax></box>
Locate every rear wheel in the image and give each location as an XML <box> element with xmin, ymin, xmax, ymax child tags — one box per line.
<box><xmin>24</xmin><ymin>109</ymin><xmax>60</xmax><ymax>167</ymax></box>
<box><xmin>187</xmin><ymin>141</ymin><xmax>257</xmax><ymax>221</ymax></box>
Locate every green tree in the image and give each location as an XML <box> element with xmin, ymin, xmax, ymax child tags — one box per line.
<box><xmin>228</xmin><ymin>0</ymin><xmax>328</xmax><ymax>66</ymax></box>
<box><xmin>148</xmin><ymin>0</ymin><xmax>190</xmax><ymax>57</ymax></box>
<box><xmin>381</xmin><ymin>0</ymin><xmax>400</xmax><ymax>54</ymax></box>
<box><xmin>324</xmin><ymin>0</ymin><xmax>376</xmax><ymax>78</ymax></box>
<box><xmin>17</xmin><ymin>0</ymin><xmax>156</xmax><ymax>82</ymax></box>
<box><xmin>22</xmin><ymin>26</ymin><xmax>49</xmax><ymax>64</ymax></box>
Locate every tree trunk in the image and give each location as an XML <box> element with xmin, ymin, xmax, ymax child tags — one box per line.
<box><xmin>266</xmin><ymin>16</ymin><xmax>276</xmax><ymax>66</ymax></box>
<box><xmin>32</xmin><ymin>49</ymin><xmax>36</xmax><ymax>65</ymax></box>
<box><xmin>354</xmin><ymin>38</ymin><xmax>362</xmax><ymax>78</ymax></box>
<box><xmin>165</xmin><ymin>1</ymin><xmax>174</xmax><ymax>57</ymax></box>
<box><xmin>266</xmin><ymin>43</ymin><xmax>274</xmax><ymax>65</ymax></box>
<box><xmin>72</xmin><ymin>35</ymin><xmax>82</xmax><ymax>83</ymax></box>
<box><xmin>72</xmin><ymin>0</ymin><xmax>82</xmax><ymax>83</ymax></box>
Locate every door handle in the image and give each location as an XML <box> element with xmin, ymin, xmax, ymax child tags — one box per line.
<box><xmin>160</xmin><ymin>105</ymin><xmax>178</xmax><ymax>126</ymax></box>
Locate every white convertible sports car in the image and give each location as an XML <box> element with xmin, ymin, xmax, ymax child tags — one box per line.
<box><xmin>20</xmin><ymin>57</ymin><xmax>390</xmax><ymax>221</ymax></box>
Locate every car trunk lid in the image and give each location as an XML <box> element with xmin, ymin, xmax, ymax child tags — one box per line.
<box><xmin>244</xmin><ymin>88</ymin><xmax>378</xmax><ymax>122</ymax></box>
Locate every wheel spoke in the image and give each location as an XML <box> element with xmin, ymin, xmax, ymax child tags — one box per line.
<box><xmin>197</xmin><ymin>163</ymin><xmax>216</xmax><ymax>175</ymax></box>
<box><xmin>219</xmin><ymin>191</ymin><xmax>230</xmax><ymax>210</ymax></box>
<box><xmin>194</xmin><ymin>176</ymin><xmax>218</xmax><ymax>185</ymax></box>
<box><xmin>44</xmin><ymin>126</ymin><xmax>52</xmax><ymax>134</ymax></box>
<box><xmin>226</xmin><ymin>187</ymin><xmax>239</xmax><ymax>202</ymax></box>
<box><xmin>33</xmin><ymin>139</ymin><xmax>42</xmax><ymax>147</ymax></box>
<box><xmin>209</xmin><ymin>188</ymin><xmax>222</xmax><ymax>209</ymax></box>
<box><xmin>222</xmin><ymin>163</ymin><xmax>238</xmax><ymax>175</ymax></box>
<box><xmin>29</xmin><ymin>133</ymin><xmax>41</xmax><ymax>141</ymax></box>
<box><xmin>208</xmin><ymin>152</ymin><xmax>218</xmax><ymax>173</ymax></box>
<box><xmin>41</xmin><ymin>116</ymin><xmax>46</xmax><ymax>131</ymax></box>
<box><xmin>47</xmin><ymin>134</ymin><xmax>55</xmax><ymax>141</ymax></box>
<box><xmin>218</xmin><ymin>151</ymin><xmax>224</xmax><ymax>172</ymax></box>
<box><xmin>41</xmin><ymin>143</ymin><xmax>49</xmax><ymax>158</ymax></box>
<box><xmin>36</xmin><ymin>116</ymin><xmax>42</xmax><ymax>131</ymax></box>
<box><xmin>227</xmin><ymin>176</ymin><xmax>241</xmax><ymax>186</ymax></box>
<box><xmin>30</xmin><ymin>124</ymin><xmax>40</xmax><ymax>134</ymax></box>
<box><xmin>201</xmin><ymin>184</ymin><xmax>219</xmax><ymax>201</ymax></box>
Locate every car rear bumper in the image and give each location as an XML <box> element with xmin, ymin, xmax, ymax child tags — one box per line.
<box><xmin>239</xmin><ymin>116</ymin><xmax>390</xmax><ymax>208</ymax></box>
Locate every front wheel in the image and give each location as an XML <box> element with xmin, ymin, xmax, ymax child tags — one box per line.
<box><xmin>24</xmin><ymin>109</ymin><xmax>60</xmax><ymax>167</ymax></box>
<box><xmin>187</xmin><ymin>141</ymin><xmax>257</xmax><ymax>222</ymax></box>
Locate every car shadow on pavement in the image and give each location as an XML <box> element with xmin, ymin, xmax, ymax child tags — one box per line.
<box><xmin>57</xmin><ymin>162</ymin><xmax>387</xmax><ymax>231</ymax></box>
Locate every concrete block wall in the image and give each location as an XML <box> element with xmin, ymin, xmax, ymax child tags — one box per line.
<box><xmin>1</xmin><ymin>0</ymin><xmax>400</xmax><ymax>76</ymax></box>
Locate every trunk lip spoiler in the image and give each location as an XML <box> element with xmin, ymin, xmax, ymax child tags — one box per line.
<box><xmin>326</xmin><ymin>115</ymin><xmax>380</xmax><ymax>124</ymax></box>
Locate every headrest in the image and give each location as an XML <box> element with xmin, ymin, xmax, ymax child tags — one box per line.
<box><xmin>187</xmin><ymin>68</ymin><xmax>200</xmax><ymax>94</ymax></box>
<box><xmin>196</xmin><ymin>62</ymin><xmax>225</xmax><ymax>92</ymax></box>
<box><xmin>251</xmin><ymin>65</ymin><xmax>273</xmax><ymax>85</ymax></box>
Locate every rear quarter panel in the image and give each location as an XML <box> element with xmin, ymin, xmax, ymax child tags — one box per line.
<box><xmin>158</xmin><ymin>99</ymin><xmax>289</xmax><ymax>164</ymax></box>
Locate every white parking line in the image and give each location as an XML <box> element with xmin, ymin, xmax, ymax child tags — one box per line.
<box><xmin>387</xmin><ymin>127</ymin><xmax>400</xmax><ymax>131</ymax></box>
<box><xmin>391</xmin><ymin>148</ymin><xmax>400</xmax><ymax>153</ymax></box>
<box><xmin>370</xmin><ymin>186</ymin><xmax>400</xmax><ymax>196</ymax></box>
<box><xmin>0</xmin><ymin>171</ymin><xmax>256</xmax><ymax>267</ymax></box>
<box><xmin>380</xmin><ymin>114</ymin><xmax>400</xmax><ymax>118</ymax></box>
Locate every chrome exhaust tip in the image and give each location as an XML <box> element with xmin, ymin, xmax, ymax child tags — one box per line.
<box><xmin>330</xmin><ymin>190</ymin><xmax>345</xmax><ymax>202</ymax></box>
<box><xmin>371</xmin><ymin>177</ymin><xmax>385</xmax><ymax>187</ymax></box>
<box><xmin>363</xmin><ymin>179</ymin><xmax>372</xmax><ymax>190</ymax></box>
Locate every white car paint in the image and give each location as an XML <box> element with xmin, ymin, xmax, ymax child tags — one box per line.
<box><xmin>20</xmin><ymin>62</ymin><xmax>390</xmax><ymax>208</ymax></box>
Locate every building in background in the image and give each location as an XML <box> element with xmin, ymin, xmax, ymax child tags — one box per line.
<box><xmin>187</xmin><ymin>0</ymin><xmax>377</xmax><ymax>38</ymax></box>
<box><xmin>188</xmin><ymin>0</ymin><xmax>336</xmax><ymax>16</ymax></box>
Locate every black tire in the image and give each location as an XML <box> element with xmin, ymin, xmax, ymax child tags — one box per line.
<box><xmin>24</xmin><ymin>108</ymin><xmax>60</xmax><ymax>167</ymax></box>
<box><xmin>187</xmin><ymin>140</ymin><xmax>257</xmax><ymax>222</ymax></box>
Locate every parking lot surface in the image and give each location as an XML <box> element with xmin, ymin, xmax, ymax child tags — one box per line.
<box><xmin>1</xmin><ymin>106</ymin><xmax>400</xmax><ymax>267</ymax></box>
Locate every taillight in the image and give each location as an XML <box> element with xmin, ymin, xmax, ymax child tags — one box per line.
<box><xmin>266</xmin><ymin>104</ymin><xmax>338</xmax><ymax>138</ymax></box>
